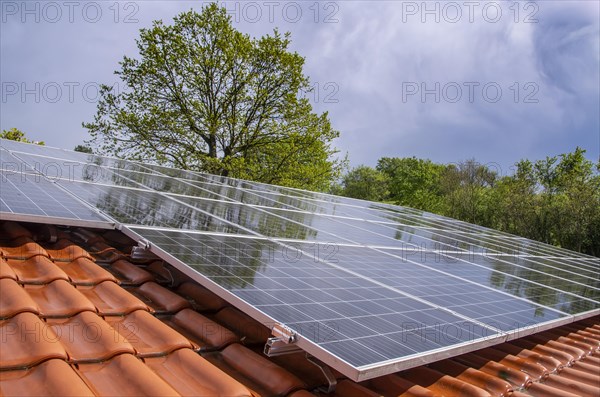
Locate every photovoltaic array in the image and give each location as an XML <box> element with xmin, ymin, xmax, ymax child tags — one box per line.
<box><xmin>1</xmin><ymin>138</ymin><xmax>598</xmax><ymax>380</ymax></box>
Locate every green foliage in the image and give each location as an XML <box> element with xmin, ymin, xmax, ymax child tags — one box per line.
<box><xmin>376</xmin><ymin>157</ymin><xmax>447</xmax><ymax>213</ymax></box>
<box><xmin>341</xmin><ymin>165</ymin><xmax>389</xmax><ymax>201</ymax></box>
<box><xmin>74</xmin><ymin>144</ymin><xmax>93</xmax><ymax>153</ymax></box>
<box><xmin>84</xmin><ymin>3</ymin><xmax>342</xmax><ymax>191</ymax></box>
<box><xmin>337</xmin><ymin>149</ymin><xmax>600</xmax><ymax>256</ymax></box>
<box><xmin>0</xmin><ymin>128</ymin><xmax>45</xmax><ymax>145</ymax></box>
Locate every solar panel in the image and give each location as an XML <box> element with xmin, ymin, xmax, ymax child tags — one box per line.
<box><xmin>1</xmin><ymin>138</ymin><xmax>598</xmax><ymax>381</ymax></box>
<box><xmin>123</xmin><ymin>227</ymin><xmax>505</xmax><ymax>377</ymax></box>
<box><xmin>0</xmin><ymin>169</ymin><xmax>111</xmax><ymax>228</ymax></box>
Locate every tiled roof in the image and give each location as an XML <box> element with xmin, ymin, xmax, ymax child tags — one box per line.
<box><xmin>0</xmin><ymin>220</ymin><xmax>598</xmax><ymax>397</ymax></box>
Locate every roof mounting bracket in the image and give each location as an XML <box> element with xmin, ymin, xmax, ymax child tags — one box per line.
<box><xmin>263</xmin><ymin>324</ymin><xmax>302</xmax><ymax>357</ymax></box>
<box><xmin>307</xmin><ymin>354</ymin><xmax>337</xmax><ymax>394</ymax></box>
<box><xmin>137</xmin><ymin>239</ymin><xmax>151</xmax><ymax>250</ymax></box>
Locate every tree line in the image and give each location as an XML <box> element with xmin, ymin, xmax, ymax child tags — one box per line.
<box><xmin>332</xmin><ymin>148</ymin><xmax>600</xmax><ymax>256</ymax></box>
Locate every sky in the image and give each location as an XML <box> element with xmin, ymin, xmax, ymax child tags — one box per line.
<box><xmin>1</xmin><ymin>0</ymin><xmax>599</xmax><ymax>176</ymax></box>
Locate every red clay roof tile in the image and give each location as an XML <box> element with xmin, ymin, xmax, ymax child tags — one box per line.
<box><xmin>0</xmin><ymin>222</ymin><xmax>33</xmax><ymax>240</ymax></box>
<box><xmin>541</xmin><ymin>373</ymin><xmax>599</xmax><ymax>396</ymax></box>
<box><xmin>0</xmin><ymin>312</ymin><xmax>67</xmax><ymax>370</ymax></box>
<box><xmin>104</xmin><ymin>309</ymin><xmax>193</xmax><ymax>357</ymax></box>
<box><xmin>453</xmin><ymin>351</ymin><xmax>533</xmax><ymax>389</ymax></box>
<box><xmin>144</xmin><ymin>348</ymin><xmax>253</xmax><ymax>397</ymax></box>
<box><xmin>128</xmin><ymin>281</ymin><xmax>191</xmax><ymax>314</ymax></box>
<box><xmin>329</xmin><ymin>379</ymin><xmax>382</xmax><ymax>397</ymax></box>
<box><xmin>0</xmin><ymin>359</ymin><xmax>95</xmax><ymax>397</ymax></box>
<box><xmin>0</xmin><ymin>257</ymin><xmax>17</xmax><ymax>280</ymax></box>
<box><xmin>0</xmin><ymin>237</ymin><xmax>48</xmax><ymax>260</ymax></box>
<box><xmin>396</xmin><ymin>366</ymin><xmax>492</xmax><ymax>397</ymax></box>
<box><xmin>474</xmin><ymin>348</ymin><xmax>550</xmax><ymax>381</ymax></box>
<box><xmin>268</xmin><ymin>352</ymin><xmax>344</xmax><ymax>390</ymax></box>
<box><xmin>46</xmin><ymin>311</ymin><xmax>135</xmax><ymax>363</ymax></box>
<box><xmin>6</xmin><ymin>256</ymin><xmax>69</xmax><ymax>284</ymax></box>
<box><xmin>287</xmin><ymin>391</ymin><xmax>317</xmax><ymax>397</ymax></box>
<box><xmin>560</xmin><ymin>366</ymin><xmax>600</xmax><ymax>387</ymax></box>
<box><xmin>24</xmin><ymin>280</ymin><xmax>96</xmax><ymax>318</ymax></box>
<box><xmin>160</xmin><ymin>308</ymin><xmax>238</xmax><ymax>351</ymax></box>
<box><xmin>0</xmin><ymin>278</ymin><xmax>39</xmax><ymax>318</ymax></box>
<box><xmin>525</xmin><ymin>380</ymin><xmax>582</xmax><ymax>397</ymax></box>
<box><xmin>427</xmin><ymin>359</ymin><xmax>513</xmax><ymax>397</ymax></box>
<box><xmin>362</xmin><ymin>375</ymin><xmax>437</xmax><ymax>397</ymax></box>
<box><xmin>75</xmin><ymin>353</ymin><xmax>181</xmax><ymax>396</ymax></box>
<box><xmin>44</xmin><ymin>238</ymin><xmax>94</xmax><ymax>262</ymax></box>
<box><xmin>212</xmin><ymin>343</ymin><xmax>306</xmax><ymax>397</ymax></box>
<box><xmin>108</xmin><ymin>259</ymin><xmax>154</xmax><ymax>285</ymax></box>
<box><xmin>176</xmin><ymin>281</ymin><xmax>229</xmax><ymax>312</ymax></box>
<box><xmin>146</xmin><ymin>260</ymin><xmax>190</xmax><ymax>286</ymax></box>
<box><xmin>494</xmin><ymin>342</ymin><xmax>564</xmax><ymax>372</ymax></box>
<box><xmin>54</xmin><ymin>257</ymin><xmax>118</xmax><ymax>285</ymax></box>
<box><xmin>77</xmin><ymin>280</ymin><xmax>150</xmax><ymax>315</ymax></box>
<box><xmin>510</xmin><ymin>338</ymin><xmax>576</xmax><ymax>366</ymax></box>
<box><xmin>213</xmin><ymin>306</ymin><xmax>272</xmax><ymax>345</ymax></box>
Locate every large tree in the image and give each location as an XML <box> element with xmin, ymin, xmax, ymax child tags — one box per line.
<box><xmin>84</xmin><ymin>3</ymin><xmax>341</xmax><ymax>191</ymax></box>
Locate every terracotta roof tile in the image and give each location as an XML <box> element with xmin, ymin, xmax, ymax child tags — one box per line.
<box><xmin>328</xmin><ymin>379</ymin><xmax>381</xmax><ymax>397</ymax></box>
<box><xmin>525</xmin><ymin>380</ymin><xmax>582</xmax><ymax>397</ymax></box>
<box><xmin>0</xmin><ymin>278</ymin><xmax>39</xmax><ymax>318</ymax></box>
<box><xmin>494</xmin><ymin>342</ymin><xmax>564</xmax><ymax>372</ymax></box>
<box><xmin>268</xmin><ymin>352</ymin><xmax>344</xmax><ymax>390</ymax></box>
<box><xmin>510</xmin><ymin>338</ymin><xmax>577</xmax><ymax>366</ymax></box>
<box><xmin>560</xmin><ymin>366</ymin><xmax>600</xmax><ymax>387</ymax></box>
<box><xmin>6</xmin><ymin>256</ymin><xmax>69</xmax><ymax>284</ymax></box>
<box><xmin>362</xmin><ymin>375</ymin><xmax>438</xmax><ymax>397</ymax></box>
<box><xmin>427</xmin><ymin>359</ymin><xmax>513</xmax><ymax>396</ymax></box>
<box><xmin>0</xmin><ymin>221</ymin><xmax>33</xmax><ymax>240</ymax></box>
<box><xmin>453</xmin><ymin>351</ymin><xmax>533</xmax><ymax>389</ymax></box>
<box><xmin>0</xmin><ymin>257</ymin><xmax>18</xmax><ymax>280</ymax></box>
<box><xmin>542</xmin><ymin>373</ymin><xmax>600</xmax><ymax>396</ymax></box>
<box><xmin>0</xmin><ymin>359</ymin><xmax>95</xmax><ymax>397</ymax></box>
<box><xmin>207</xmin><ymin>343</ymin><xmax>306</xmax><ymax>397</ymax></box>
<box><xmin>146</xmin><ymin>260</ymin><xmax>190</xmax><ymax>287</ymax></box>
<box><xmin>44</xmin><ymin>238</ymin><xmax>94</xmax><ymax>262</ymax></box>
<box><xmin>108</xmin><ymin>259</ymin><xmax>154</xmax><ymax>285</ymax></box>
<box><xmin>176</xmin><ymin>281</ymin><xmax>229</xmax><ymax>312</ymax></box>
<box><xmin>104</xmin><ymin>309</ymin><xmax>193</xmax><ymax>357</ymax></box>
<box><xmin>144</xmin><ymin>348</ymin><xmax>253</xmax><ymax>397</ymax></box>
<box><xmin>288</xmin><ymin>391</ymin><xmax>318</xmax><ymax>397</ymax></box>
<box><xmin>213</xmin><ymin>306</ymin><xmax>272</xmax><ymax>345</ymax></box>
<box><xmin>77</xmin><ymin>280</ymin><xmax>151</xmax><ymax>315</ymax></box>
<box><xmin>0</xmin><ymin>312</ymin><xmax>67</xmax><ymax>370</ymax></box>
<box><xmin>46</xmin><ymin>311</ymin><xmax>135</xmax><ymax>363</ymax></box>
<box><xmin>127</xmin><ymin>281</ymin><xmax>191</xmax><ymax>314</ymax></box>
<box><xmin>160</xmin><ymin>308</ymin><xmax>239</xmax><ymax>351</ymax></box>
<box><xmin>0</xmin><ymin>237</ymin><xmax>48</xmax><ymax>260</ymax></box>
<box><xmin>474</xmin><ymin>347</ymin><xmax>550</xmax><ymax>381</ymax></box>
<box><xmin>54</xmin><ymin>257</ymin><xmax>118</xmax><ymax>285</ymax></box>
<box><xmin>75</xmin><ymin>353</ymin><xmax>181</xmax><ymax>396</ymax></box>
<box><xmin>396</xmin><ymin>366</ymin><xmax>492</xmax><ymax>397</ymax></box>
<box><xmin>24</xmin><ymin>280</ymin><xmax>96</xmax><ymax>318</ymax></box>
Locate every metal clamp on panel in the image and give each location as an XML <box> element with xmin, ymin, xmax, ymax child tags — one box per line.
<box><xmin>264</xmin><ymin>324</ymin><xmax>302</xmax><ymax>357</ymax></box>
<box><xmin>130</xmin><ymin>239</ymin><xmax>158</xmax><ymax>261</ymax></box>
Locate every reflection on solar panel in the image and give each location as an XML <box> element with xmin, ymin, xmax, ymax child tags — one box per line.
<box><xmin>1</xmin><ymin>138</ymin><xmax>598</xmax><ymax>381</ymax></box>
